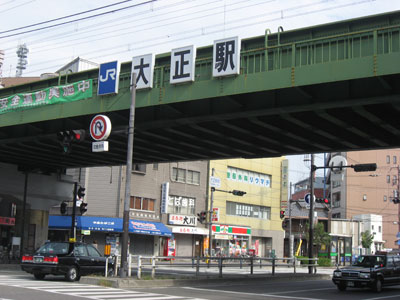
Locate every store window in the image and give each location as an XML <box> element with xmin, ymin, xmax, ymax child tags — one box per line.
<box><xmin>168</xmin><ymin>195</ymin><xmax>195</xmax><ymax>214</ymax></box>
<box><xmin>130</xmin><ymin>196</ymin><xmax>155</xmax><ymax>211</ymax></box>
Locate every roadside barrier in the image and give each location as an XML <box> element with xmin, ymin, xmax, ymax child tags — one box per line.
<box><xmin>109</xmin><ymin>255</ymin><xmax>319</xmax><ymax>278</ymax></box>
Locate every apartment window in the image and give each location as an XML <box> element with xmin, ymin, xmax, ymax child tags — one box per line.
<box><xmin>394</xmin><ymin>175</ymin><xmax>398</xmax><ymax>186</ymax></box>
<box><xmin>187</xmin><ymin>170</ymin><xmax>200</xmax><ymax>185</ymax></box>
<box><xmin>379</xmin><ymin>226</ymin><xmax>382</xmax><ymax>233</ymax></box>
<box><xmin>333</xmin><ymin>180</ymin><xmax>341</xmax><ymax>188</ymax></box>
<box><xmin>372</xmin><ymin>225</ymin><xmax>374</xmax><ymax>230</ymax></box>
<box><xmin>226</xmin><ymin>201</ymin><xmax>270</xmax><ymax>220</ymax></box>
<box><xmin>172</xmin><ymin>167</ymin><xmax>186</xmax><ymax>183</ymax></box>
<box><xmin>332</xmin><ymin>213</ymin><xmax>341</xmax><ymax>218</ymax></box>
<box><xmin>333</xmin><ymin>192</ymin><xmax>341</xmax><ymax>208</ymax></box>
<box><xmin>387</xmin><ymin>155</ymin><xmax>390</xmax><ymax>164</ymax></box>
<box><xmin>394</xmin><ymin>156</ymin><xmax>397</xmax><ymax>164</ymax></box>
<box><xmin>363</xmin><ymin>194</ymin><xmax>367</xmax><ymax>201</ymax></box>
<box><xmin>153</xmin><ymin>163</ymin><xmax>158</xmax><ymax>170</ymax></box>
<box><xmin>168</xmin><ymin>195</ymin><xmax>195</xmax><ymax>214</ymax></box>
<box><xmin>387</xmin><ymin>175</ymin><xmax>391</xmax><ymax>183</ymax></box>
<box><xmin>133</xmin><ymin>164</ymin><xmax>146</xmax><ymax>173</ymax></box>
<box><xmin>384</xmin><ymin>195</ymin><xmax>387</xmax><ymax>202</ymax></box>
<box><xmin>130</xmin><ymin>196</ymin><xmax>155</xmax><ymax>211</ymax></box>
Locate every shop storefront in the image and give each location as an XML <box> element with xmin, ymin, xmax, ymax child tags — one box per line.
<box><xmin>48</xmin><ymin>216</ymin><xmax>172</xmax><ymax>256</ymax></box>
<box><xmin>212</xmin><ymin>224</ymin><xmax>251</xmax><ymax>257</ymax></box>
<box><xmin>167</xmin><ymin>213</ymin><xmax>207</xmax><ymax>257</ymax></box>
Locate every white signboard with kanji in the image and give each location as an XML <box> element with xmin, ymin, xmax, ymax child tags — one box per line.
<box><xmin>213</xmin><ymin>36</ymin><xmax>240</xmax><ymax>77</ymax></box>
<box><xmin>170</xmin><ymin>45</ymin><xmax>196</xmax><ymax>84</ymax></box>
<box><xmin>168</xmin><ymin>214</ymin><xmax>197</xmax><ymax>226</ymax></box>
<box><xmin>132</xmin><ymin>54</ymin><xmax>154</xmax><ymax>89</ymax></box>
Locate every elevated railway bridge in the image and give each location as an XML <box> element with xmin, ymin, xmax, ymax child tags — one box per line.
<box><xmin>1</xmin><ymin>11</ymin><xmax>400</xmax><ymax>172</ymax></box>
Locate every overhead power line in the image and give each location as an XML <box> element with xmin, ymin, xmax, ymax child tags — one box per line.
<box><xmin>0</xmin><ymin>0</ymin><xmax>134</xmax><ymax>35</ymax></box>
<box><xmin>0</xmin><ymin>0</ymin><xmax>157</xmax><ymax>39</ymax></box>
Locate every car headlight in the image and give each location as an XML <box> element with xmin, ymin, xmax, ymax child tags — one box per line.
<box><xmin>359</xmin><ymin>273</ymin><xmax>370</xmax><ymax>279</ymax></box>
<box><xmin>333</xmin><ymin>271</ymin><xmax>342</xmax><ymax>277</ymax></box>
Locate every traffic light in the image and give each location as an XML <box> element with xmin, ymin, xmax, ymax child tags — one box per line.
<box><xmin>80</xmin><ymin>202</ymin><xmax>88</xmax><ymax>214</ymax></box>
<box><xmin>280</xmin><ymin>210</ymin><xmax>285</xmax><ymax>219</ymax></box>
<box><xmin>316</xmin><ymin>198</ymin><xmax>330</xmax><ymax>204</ymax></box>
<box><xmin>232</xmin><ymin>190</ymin><xmax>246</xmax><ymax>196</ymax></box>
<box><xmin>57</xmin><ymin>129</ymin><xmax>86</xmax><ymax>154</ymax></box>
<box><xmin>352</xmin><ymin>163</ymin><xmax>377</xmax><ymax>172</ymax></box>
<box><xmin>197</xmin><ymin>211</ymin><xmax>207</xmax><ymax>224</ymax></box>
<box><xmin>77</xmin><ymin>186</ymin><xmax>86</xmax><ymax>199</ymax></box>
<box><xmin>60</xmin><ymin>201</ymin><xmax>67</xmax><ymax>215</ymax></box>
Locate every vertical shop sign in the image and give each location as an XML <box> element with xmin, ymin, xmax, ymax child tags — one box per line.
<box><xmin>161</xmin><ymin>182</ymin><xmax>169</xmax><ymax>214</ymax></box>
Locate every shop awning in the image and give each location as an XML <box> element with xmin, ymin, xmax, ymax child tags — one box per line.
<box><xmin>77</xmin><ymin>216</ymin><xmax>122</xmax><ymax>232</ymax></box>
<box><xmin>129</xmin><ymin>220</ymin><xmax>172</xmax><ymax>237</ymax></box>
<box><xmin>49</xmin><ymin>216</ymin><xmax>122</xmax><ymax>232</ymax></box>
<box><xmin>49</xmin><ymin>215</ymin><xmax>72</xmax><ymax>229</ymax></box>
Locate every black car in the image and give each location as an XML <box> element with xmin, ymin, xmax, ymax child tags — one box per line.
<box><xmin>332</xmin><ymin>254</ymin><xmax>400</xmax><ymax>292</ymax></box>
<box><xmin>21</xmin><ymin>241</ymin><xmax>114</xmax><ymax>281</ymax></box>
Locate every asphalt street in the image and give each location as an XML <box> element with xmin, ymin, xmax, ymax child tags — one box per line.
<box><xmin>1</xmin><ymin>267</ymin><xmax>400</xmax><ymax>300</ymax></box>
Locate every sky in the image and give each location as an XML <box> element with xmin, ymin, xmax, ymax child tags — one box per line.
<box><xmin>1</xmin><ymin>0</ymin><xmax>399</xmax><ymax>184</ymax></box>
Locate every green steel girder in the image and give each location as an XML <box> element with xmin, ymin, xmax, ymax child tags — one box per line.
<box><xmin>0</xmin><ymin>11</ymin><xmax>400</xmax><ymax>171</ymax></box>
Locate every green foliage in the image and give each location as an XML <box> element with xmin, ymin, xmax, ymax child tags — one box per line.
<box><xmin>296</xmin><ymin>255</ymin><xmax>309</xmax><ymax>264</ymax></box>
<box><xmin>304</xmin><ymin>222</ymin><xmax>331</xmax><ymax>246</ymax></box>
<box><xmin>361</xmin><ymin>230</ymin><xmax>374</xmax><ymax>249</ymax></box>
<box><xmin>317</xmin><ymin>257</ymin><xmax>332</xmax><ymax>267</ymax></box>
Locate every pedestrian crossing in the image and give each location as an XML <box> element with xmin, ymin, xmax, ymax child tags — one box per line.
<box><xmin>0</xmin><ymin>275</ymin><xmax>205</xmax><ymax>300</ymax></box>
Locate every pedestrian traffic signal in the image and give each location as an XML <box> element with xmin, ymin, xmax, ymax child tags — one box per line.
<box><xmin>80</xmin><ymin>202</ymin><xmax>88</xmax><ymax>214</ymax></box>
<box><xmin>77</xmin><ymin>186</ymin><xmax>86</xmax><ymax>199</ymax></box>
<box><xmin>316</xmin><ymin>198</ymin><xmax>330</xmax><ymax>204</ymax></box>
<box><xmin>60</xmin><ymin>201</ymin><xmax>67</xmax><ymax>215</ymax></box>
<box><xmin>197</xmin><ymin>211</ymin><xmax>207</xmax><ymax>224</ymax></box>
<box><xmin>232</xmin><ymin>190</ymin><xmax>246</xmax><ymax>196</ymax></box>
<box><xmin>280</xmin><ymin>210</ymin><xmax>285</xmax><ymax>219</ymax></box>
<box><xmin>57</xmin><ymin>129</ymin><xmax>86</xmax><ymax>154</ymax></box>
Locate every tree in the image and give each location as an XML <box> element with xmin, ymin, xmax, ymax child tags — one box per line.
<box><xmin>305</xmin><ymin>222</ymin><xmax>331</xmax><ymax>256</ymax></box>
<box><xmin>361</xmin><ymin>230</ymin><xmax>374</xmax><ymax>250</ymax></box>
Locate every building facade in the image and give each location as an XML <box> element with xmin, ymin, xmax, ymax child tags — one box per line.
<box><xmin>209</xmin><ymin>158</ymin><xmax>287</xmax><ymax>258</ymax></box>
<box><xmin>329</xmin><ymin>150</ymin><xmax>400</xmax><ymax>250</ymax></box>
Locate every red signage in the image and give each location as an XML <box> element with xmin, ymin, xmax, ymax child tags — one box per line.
<box><xmin>0</xmin><ymin>217</ymin><xmax>15</xmax><ymax>226</ymax></box>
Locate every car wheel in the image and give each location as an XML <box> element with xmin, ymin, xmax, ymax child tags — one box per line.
<box><xmin>337</xmin><ymin>283</ymin><xmax>347</xmax><ymax>291</ymax></box>
<box><xmin>373</xmin><ymin>278</ymin><xmax>382</xmax><ymax>293</ymax></box>
<box><xmin>65</xmin><ymin>266</ymin><xmax>79</xmax><ymax>282</ymax></box>
<box><xmin>33</xmin><ymin>273</ymin><xmax>45</xmax><ymax>280</ymax></box>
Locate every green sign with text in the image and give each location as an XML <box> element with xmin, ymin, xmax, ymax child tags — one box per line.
<box><xmin>0</xmin><ymin>79</ymin><xmax>93</xmax><ymax>114</ymax></box>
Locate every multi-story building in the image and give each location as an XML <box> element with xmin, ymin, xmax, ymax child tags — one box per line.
<box><xmin>208</xmin><ymin>158</ymin><xmax>287</xmax><ymax>258</ymax></box>
<box><xmin>328</xmin><ymin>150</ymin><xmax>400</xmax><ymax>250</ymax></box>
<box><xmin>49</xmin><ymin>161</ymin><xmax>209</xmax><ymax>257</ymax></box>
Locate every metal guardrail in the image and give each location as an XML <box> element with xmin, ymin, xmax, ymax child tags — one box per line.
<box><xmin>108</xmin><ymin>255</ymin><xmax>319</xmax><ymax>279</ymax></box>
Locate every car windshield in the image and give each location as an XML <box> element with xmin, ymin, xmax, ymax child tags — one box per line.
<box><xmin>37</xmin><ymin>242</ymin><xmax>69</xmax><ymax>255</ymax></box>
<box><xmin>353</xmin><ymin>255</ymin><xmax>385</xmax><ymax>267</ymax></box>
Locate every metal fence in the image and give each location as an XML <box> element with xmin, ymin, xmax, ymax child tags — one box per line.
<box><xmin>108</xmin><ymin>255</ymin><xmax>319</xmax><ymax>279</ymax></box>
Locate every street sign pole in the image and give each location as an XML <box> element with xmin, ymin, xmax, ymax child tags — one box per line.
<box><xmin>120</xmin><ymin>73</ymin><xmax>136</xmax><ymax>278</ymax></box>
<box><xmin>308</xmin><ymin>154</ymin><xmax>315</xmax><ymax>274</ymax></box>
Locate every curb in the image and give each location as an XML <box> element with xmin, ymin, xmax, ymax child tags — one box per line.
<box><xmin>81</xmin><ymin>273</ymin><xmax>332</xmax><ymax>288</ymax></box>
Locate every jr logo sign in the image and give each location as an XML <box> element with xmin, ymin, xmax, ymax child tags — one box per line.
<box><xmin>98</xmin><ymin>61</ymin><xmax>119</xmax><ymax>95</ymax></box>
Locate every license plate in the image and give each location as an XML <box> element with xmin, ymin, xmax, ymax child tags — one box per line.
<box><xmin>347</xmin><ymin>281</ymin><xmax>354</xmax><ymax>287</ymax></box>
<box><xmin>34</xmin><ymin>257</ymin><xmax>43</xmax><ymax>263</ymax></box>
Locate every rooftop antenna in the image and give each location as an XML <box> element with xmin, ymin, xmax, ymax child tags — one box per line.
<box><xmin>16</xmin><ymin>43</ymin><xmax>29</xmax><ymax>77</ymax></box>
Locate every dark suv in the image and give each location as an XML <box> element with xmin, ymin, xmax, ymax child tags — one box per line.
<box><xmin>332</xmin><ymin>254</ymin><xmax>400</xmax><ymax>292</ymax></box>
<box><xmin>21</xmin><ymin>241</ymin><xmax>114</xmax><ymax>281</ymax></box>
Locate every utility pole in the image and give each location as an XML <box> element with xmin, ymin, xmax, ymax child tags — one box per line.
<box><xmin>120</xmin><ymin>73</ymin><xmax>137</xmax><ymax>278</ymax></box>
<box><xmin>208</xmin><ymin>168</ymin><xmax>215</xmax><ymax>259</ymax></box>
<box><xmin>308</xmin><ymin>154</ymin><xmax>315</xmax><ymax>274</ymax></box>
<box><xmin>70</xmin><ymin>182</ymin><xmax>78</xmax><ymax>242</ymax></box>
<box><xmin>289</xmin><ymin>182</ymin><xmax>293</xmax><ymax>258</ymax></box>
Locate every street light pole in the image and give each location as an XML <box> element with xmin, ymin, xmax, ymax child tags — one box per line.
<box><xmin>208</xmin><ymin>168</ymin><xmax>215</xmax><ymax>259</ymax></box>
<box><xmin>308</xmin><ymin>154</ymin><xmax>315</xmax><ymax>274</ymax></box>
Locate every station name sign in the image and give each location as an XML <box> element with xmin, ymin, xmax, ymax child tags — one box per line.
<box><xmin>131</xmin><ymin>36</ymin><xmax>240</xmax><ymax>90</ymax></box>
<box><xmin>0</xmin><ymin>79</ymin><xmax>93</xmax><ymax>115</ymax></box>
